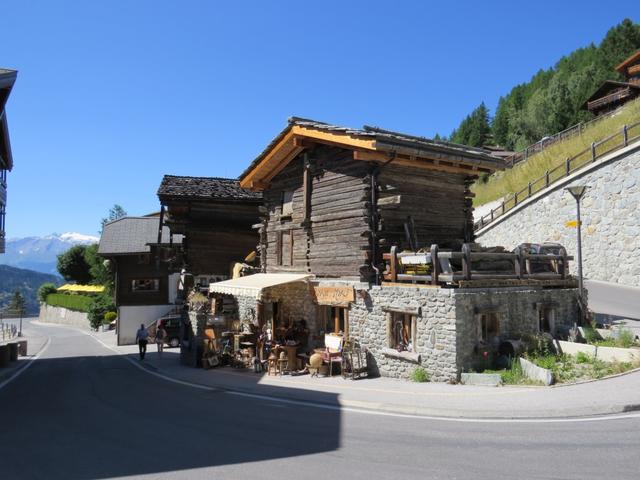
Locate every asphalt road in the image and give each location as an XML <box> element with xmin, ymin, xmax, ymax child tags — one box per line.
<box><xmin>1</xmin><ymin>321</ymin><xmax>639</xmax><ymax>480</ymax></box>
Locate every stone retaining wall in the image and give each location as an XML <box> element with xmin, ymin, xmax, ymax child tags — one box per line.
<box><xmin>476</xmin><ymin>145</ymin><xmax>640</xmax><ymax>287</ymax></box>
<box><xmin>38</xmin><ymin>303</ymin><xmax>89</xmax><ymax>329</ymax></box>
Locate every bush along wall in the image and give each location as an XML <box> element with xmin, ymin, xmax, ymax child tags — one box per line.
<box><xmin>45</xmin><ymin>293</ymin><xmax>94</xmax><ymax>312</ymax></box>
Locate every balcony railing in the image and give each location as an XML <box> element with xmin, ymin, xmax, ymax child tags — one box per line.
<box><xmin>383</xmin><ymin>243</ymin><xmax>573</xmax><ymax>287</ymax></box>
<box><xmin>587</xmin><ymin>87</ymin><xmax>633</xmax><ymax>111</ymax></box>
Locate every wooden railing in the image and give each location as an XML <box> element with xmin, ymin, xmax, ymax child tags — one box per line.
<box><xmin>587</xmin><ymin>87</ymin><xmax>633</xmax><ymax>111</ymax></box>
<box><xmin>502</xmin><ymin>104</ymin><xmax>635</xmax><ymax>167</ymax></box>
<box><xmin>383</xmin><ymin>244</ymin><xmax>572</xmax><ymax>286</ymax></box>
<box><xmin>475</xmin><ymin>121</ymin><xmax>640</xmax><ymax>231</ymax></box>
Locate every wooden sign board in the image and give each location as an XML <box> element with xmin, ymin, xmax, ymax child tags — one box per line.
<box><xmin>313</xmin><ymin>286</ymin><xmax>355</xmax><ymax>305</ymax></box>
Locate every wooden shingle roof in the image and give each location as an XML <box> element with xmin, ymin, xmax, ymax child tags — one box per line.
<box><xmin>240</xmin><ymin>117</ymin><xmax>505</xmax><ymax>190</ymax></box>
<box><xmin>157</xmin><ymin>175</ymin><xmax>262</xmax><ymax>202</ymax></box>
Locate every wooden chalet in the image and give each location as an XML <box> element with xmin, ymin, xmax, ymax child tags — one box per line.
<box><xmin>584</xmin><ymin>50</ymin><xmax>640</xmax><ymax>116</ymax></box>
<box><xmin>98</xmin><ymin>215</ymin><xmax>184</xmax><ymax>345</ymax></box>
<box><xmin>240</xmin><ymin>117</ymin><xmax>504</xmax><ymax>283</ymax></box>
<box><xmin>204</xmin><ymin>117</ymin><xmax>583</xmax><ymax>381</ymax></box>
<box><xmin>157</xmin><ymin>175</ymin><xmax>262</xmax><ymax>288</ymax></box>
<box><xmin>0</xmin><ymin>68</ymin><xmax>17</xmax><ymax>254</ymax></box>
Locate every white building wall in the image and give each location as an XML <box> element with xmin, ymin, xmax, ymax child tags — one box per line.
<box><xmin>118</xmin><ymin>304</ymin><xmax>177</xmax><ymax>345</ymax></box>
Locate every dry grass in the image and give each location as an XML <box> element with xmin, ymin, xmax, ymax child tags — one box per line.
<box><xmin>473</xmin><ymin>97</ymin><xmax>640</xmax><ymax>207</ymax></box>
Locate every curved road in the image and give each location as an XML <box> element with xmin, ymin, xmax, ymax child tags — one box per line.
<box><xmin>1</xmin><ymin>321</ymin><xmax>639</xmax><ymax>480</ymax></box>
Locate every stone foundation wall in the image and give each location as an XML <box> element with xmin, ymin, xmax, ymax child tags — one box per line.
<box><xmin>38</xmin><ymin>304</ymin><xmax>89</xmax><ymax>329</ymax></box>
<box><xmin>349</xmin><ymin>286</ymin><xmax>458</xmax><ymax>382</ymax></box>
<box><xmin>262</xmin><ymin>282</ymin><xmax>318</xmax><ymax>331</ymax></box>
<box><xmin>477</xmin><ymin>145</ymin><xmax>640</xmax><ymax>286</ymax></box>
<box><xmin>453</xmin><ymin>287</ymin><xmax>581</xmax><ymax>373</ymax></box>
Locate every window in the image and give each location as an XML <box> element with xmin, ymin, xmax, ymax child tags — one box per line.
<box><xmin>281</xmin><ymin>190</ymin><xmax>294</xmax><ymax>216</ymax></box>
<box><xmin>277</xmin><ymin>229</ymin><xmax>294</xmax><ymax>266</ymax></box>
<box><xmin>131</xmin><ymin>278</ymin><xmax>160</xmax><ymax>292</ymax></box>
<box><xmin>317</xmin><ymin>305</ymin><xmax>348</xmax><ymax>336</ymax></box>
<box><xmin>387</xmin><ymin>312</ymin><xmax>417</xmax><ymax>352</ymax></box>
<box><xmin>477</xmin><ymin>313</ymin><xmax>499</xmax><ymax>342</ymax></box>
<box><xmin>539</xmin><ymin>306</ymin><xmax>556</xmax><ymax>333</ymax></box>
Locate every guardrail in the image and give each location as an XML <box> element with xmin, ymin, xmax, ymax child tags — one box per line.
<box><xmin>475</xmin><ymin>121</ymin><xmax>640</xmax><ymax>231</ymax></box>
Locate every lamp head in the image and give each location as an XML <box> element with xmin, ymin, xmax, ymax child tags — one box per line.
<box><xmin>565</xmin><ymin>185</ymin><xmax>588</xmax><ymax>200</ymax></box>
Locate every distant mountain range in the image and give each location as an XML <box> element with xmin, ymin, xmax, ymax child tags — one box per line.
<box><xmin>0</xmin><ymin>265</ymin><xmax>62</xmax><ymax>315</ymax></box>
<box><xmin>0</xmin><ymin>232</ymin><xmax>99</xmax><ymax>275</ymax></box>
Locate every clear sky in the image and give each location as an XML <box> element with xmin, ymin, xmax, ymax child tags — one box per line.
<box><xmin>1</xmin><ymin>1</ymin><xmax>637</xmax><ymax>237</ymax></box>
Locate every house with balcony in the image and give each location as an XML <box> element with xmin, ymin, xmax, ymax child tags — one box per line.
<box><xmin>584</xmin><ymin>50</ymin><xmax>640</xmax><ymax>116</ymax></box>
<box><xmin>0</xmin><ymin>68</ymin><xmax>17</xmax><ymax>254</ymax></box>
<box><xmin>208</xmin><ymin>117</ymin><xmax>582</xmax><ymax>381</ymax></box>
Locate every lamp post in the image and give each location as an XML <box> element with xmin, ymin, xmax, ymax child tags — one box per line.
<box><xmin>565</xmin><ymin>185</ymin><xmax>588</xmax><ymax>305</ymax></box>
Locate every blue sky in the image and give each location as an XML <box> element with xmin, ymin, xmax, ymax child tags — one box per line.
<box><xmin>1</xmin><ymin>1</ymin><xmax>637</xmax><ymax>237</ymax></box>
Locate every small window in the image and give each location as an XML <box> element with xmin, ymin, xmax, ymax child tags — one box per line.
<box><xmin>281</xmin><ymin>190</ymin><xmax>294</xmax><ymax>216</ymax></box>
<box><xmin>131</xmin><ymin>279</ymin><xmax>160</xmax><ymax>292</ymax></box>
<box><xmin>539</xmin><ymin>306</ymin><xmax>556</xmax><ymax>333</ymax></box>
<box><xmin>478</xmin><ymin>313</ymin><xmax>499</xmax><ymax>342</ymax></box>
<box><xmin>388</xmin><ymin>312</ymin><xmax>417</xmax><ymax>352</ymax></box>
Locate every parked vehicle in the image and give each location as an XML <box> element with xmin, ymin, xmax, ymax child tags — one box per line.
<box><xmin>157</xmin><ymin>314</ymin><xmax>183</xmax><ymax>347</ymax></box>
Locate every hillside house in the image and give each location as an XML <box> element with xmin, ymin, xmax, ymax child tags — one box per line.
<box><xmin>584</xmin><ymin>49</ymin><xmax>640</xmax><ymax>116</ymax></box>
<box><xmin>209</xmin><ymin>117</ymin><xmax>582</xmax><ymax>381</ymax></box>
<box><xmin>0</xmin><ymin>68</ymin><xmax>17</xmax><ymax>254</ymax></box>
<box><xmin>98</xmin><ymin>215</ymin><xmax>183</xmax><ymax>345</ymax></box>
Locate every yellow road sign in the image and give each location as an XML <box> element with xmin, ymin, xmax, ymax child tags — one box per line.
<box><xmin>565</xmin><ymin>220</ymin><xmax>579</xmax><ymax>228</ymax></box>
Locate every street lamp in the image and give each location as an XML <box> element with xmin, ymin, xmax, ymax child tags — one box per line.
<box><xmin>565</xmin><ymin>185</ymin><xmax>588</xmax><ymax>312</ymax></box>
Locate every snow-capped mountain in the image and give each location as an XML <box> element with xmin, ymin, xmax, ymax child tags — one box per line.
<box><xmin>0</xmin><ymin>232</ymin><xmax>100</xmax><ymax>274</ymax></box>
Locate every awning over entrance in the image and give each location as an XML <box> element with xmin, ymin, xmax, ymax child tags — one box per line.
<box><xmin>209</xmin><ymin>273</ymin><xmax>312</xmax><ymax>299</ymax></box>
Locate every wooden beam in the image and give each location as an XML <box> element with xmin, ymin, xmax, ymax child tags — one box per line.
<box><xmin>291</xmin><ymin>125</ymin><xmax>377</xmax><ymax>151</ymax></box>
<box><xmin>353</xmin><ymin>150</ymin><xmax>487</xmax><ymax>175</ymax></box>
<box><xmin>240</xmin><ymin>130</ymin><xmax>297</xmax><ymax>189</ymax></box>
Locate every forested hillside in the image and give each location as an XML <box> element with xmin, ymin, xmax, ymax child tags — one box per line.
<box><xmin>449</xmin><ymin>19</ymin><xmax>640</xmax><ymax>150</ymax></box>
<box><xmin>0</xmin><ymin>265</ymin><xmax>62</xmax><ymax>315</ymax></box>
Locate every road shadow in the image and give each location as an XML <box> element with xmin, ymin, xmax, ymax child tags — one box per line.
<box><xmin>0</xmin><ymin>350</ymin><xmax>341</xmax><ymax>479</ymax></box>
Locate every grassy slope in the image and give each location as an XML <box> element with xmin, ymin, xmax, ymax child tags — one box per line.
<box><xmin>473</xmin><ymin>98</ymin><xmax>640</xmax><ymax>207</ymax></box>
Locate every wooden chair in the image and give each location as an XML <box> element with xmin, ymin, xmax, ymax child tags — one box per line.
<box><xmin>322</xmin><ymin>334</ymin><xmax>343</xmax><ymax>377</ymax></box>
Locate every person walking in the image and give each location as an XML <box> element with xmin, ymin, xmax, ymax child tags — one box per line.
<box><xmin>135</xmin><ymin>324</ymin><xmax>149</xmax><ymax>360</ymax></box>
<box><xmin>155</xmin><ymin>322</ymin><xmax>167</xmax><ymax>355</ymax></box>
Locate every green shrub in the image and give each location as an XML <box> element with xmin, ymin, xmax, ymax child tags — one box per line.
<box><xmin>87</xmin><ymin>294</ymin><xmax>116</xmax><ymax>330</ymax></box>
<box><xmin>582</xmin><ymin>327</ymin><xmax>601</xmax><ymax>344</ymax></box>
<box><xmin>575</xmin><ymin>351</ymin><xmax>592</xmax><ymax>364</ymax></box>
<box><xmin>45</xmin><ymin>293</ymin><xmax>93</xmax><ymax>312</ymax></box>
<box><xmin>38</xmin><ymin>283</ymin><xmax>59</xmax><ymax>303</ymax></box>
<box><xmin>410</xmin><ymin>367</ymin><xmax>429</xmax><ymax>383</ymax></box>
<box><xmin>617</xmin><ymin>329</ymin><xmax>636</xmax><ymax>348</ymax></box>
<box><xmin>103</xmin><ymin>311</ymin><xmax>117</xmax><ymax>324</ymax></box>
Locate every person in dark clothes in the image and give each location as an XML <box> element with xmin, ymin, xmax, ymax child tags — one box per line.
<box><xmin>135</xmin><ymin>324</ymin><xmax>149</xmax><ymax>360</ymax></box>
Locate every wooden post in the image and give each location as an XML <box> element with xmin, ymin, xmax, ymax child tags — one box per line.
<box><xmin>514</xmin><ymin>192</ymin><xmax>518</xmax><ymax>206</ymax></box>
<box><xmin>490</xmin><ymin>209</ymin><xmax>494</xmax><ymax>221</ymax></box>
<box><xmin>514</xmin><ymin>246</ymin><xmax>523</xmax><ymax>279</ymax></box>
<box><xmin>302</xmin><ymin>152</ymin><xmax>312</xmax><ymax>226</ymax></box>
<box><xmin>501</xmin><ymin>201</ymin><xmax>505</xmax><ymax>214</ymax></box>
<box><xmin>528</xmin><ymin>182</ymin><xmax>532</xmax><ymax>196</ymax></box>
<box><xmin>545</xmin><ymin>170</ymin><xmax>550</xmax><ymax>188</ymax></box>
<box><xmin>157</xmin><ymin>205</ymin><xmax>165</xmax><ymax>245</ymax></box>
<box><xmin>389</xmin><ymin>245</ymin><xmax>398</xmax><ymax>282</ymax></box>
<box><xmin>623</xmin><ymin>125</ymin><xmax>628</xmax><ymax>146</ymax></box>
<box><xmin>559</xmin><ymin>246</ymin><xmax>568</xmax><ymax>280</ymax></box>
<box><xmin>565</xmin><ymin>157</ymin><xmax>571</xmax><ymax>175</ymax></box>
<box><xmin>462</xmin><ymin>243</ymin><xmax>472</xmax><ymax>281</ymax></box>
<box><xmin>591</xmin><ymin>142</ymin><xmax>596</xmax><ymax>161</ymax></box>
<box><xmin>430</xmin><ymin>244</ymin><xmax>439</xmax><ymax>286</ymax></box>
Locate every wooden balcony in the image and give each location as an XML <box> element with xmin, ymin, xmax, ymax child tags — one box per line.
<box><xmin>383</xmin><ymin>244</ymin><xmax>575</xmax><ymax>288</ymax></box>
<box><xmin>587</xmin><ymin>87</ymin><xmax>633</xmax><ymax>112</ymax></box>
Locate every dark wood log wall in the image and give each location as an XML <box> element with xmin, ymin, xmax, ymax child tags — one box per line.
<box><xmin>115</xmin><ymin>255</ymin><xmax>170</xmax><ymax>306</ymax></box>
<box><xmin>376</xmin><ymin>164</ymin><xmax>473</xmax><ymax>252</ymax></box>
<box><xmin>263</xmin><ymin>145</ymin><xmax>372</xmax><ymax>280</ymax></box>
<box><xmin>262</xmin><ymin>145</ymin><xmax>474</xmax><ymax>282</ymax></box>
<box><xmin>165</xmin><ymin>201</ymin><xmax>260</xmax><ymax>276</ymax></box>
